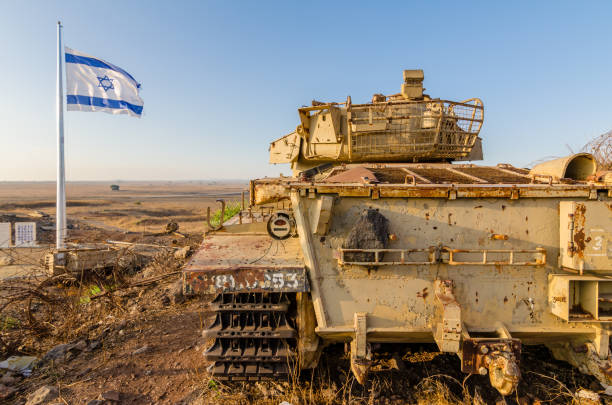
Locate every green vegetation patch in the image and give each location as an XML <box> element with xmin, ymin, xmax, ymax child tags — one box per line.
<box><xmin>209</xmin><ymin>201</ymin><xmax>241</xmax><ymax>227</ymax></box>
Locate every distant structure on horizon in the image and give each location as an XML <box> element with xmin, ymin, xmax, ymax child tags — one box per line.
<box><xmin>110</xmin><ymin>184</ymin><xmax>120</xmax><ymax>191</ymax></box>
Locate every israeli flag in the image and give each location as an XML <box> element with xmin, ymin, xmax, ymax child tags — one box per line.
<box><xmin>65</xmin><ymin>47</ymin><xmax>143</xmax><ymax>117</ymax></box>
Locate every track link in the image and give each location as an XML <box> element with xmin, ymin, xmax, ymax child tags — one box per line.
<box><xmin>203</xmin><ymin>292</ymin><xmax>297</xmax><ymax>381</ymax></box>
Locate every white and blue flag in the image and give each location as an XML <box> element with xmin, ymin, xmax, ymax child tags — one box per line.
<box><xmin>64</xmin><ymin>47</ymin><xmax>143</xmax><ymax>117</ymax></box>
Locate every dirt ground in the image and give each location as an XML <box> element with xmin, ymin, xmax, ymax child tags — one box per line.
<box><xmin>0</xmin><ymin>182</ymin><xmax>610</xmax><ymax>404</ymax></box>
<box><xmin>0</xmin><ymin>181</ymin><xmax>247</xmax><ymax>235</ymax></box>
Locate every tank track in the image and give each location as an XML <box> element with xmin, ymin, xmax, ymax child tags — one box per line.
<box><xmin>203</xmin><ymin>292</ymin><xmax>297</xmax><ymax>381</ymax></box>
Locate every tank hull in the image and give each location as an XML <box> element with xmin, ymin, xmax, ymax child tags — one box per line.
<box><xmin>184</xmin><ymin>162</ymin><xmax>612</xmax><ymax>394</ymax></box>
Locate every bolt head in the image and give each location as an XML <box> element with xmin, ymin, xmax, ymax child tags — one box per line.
<box><xmin>478</xmin><ymin>367</ymin><xmax>488</xmax><ymax>375</ymax></box>
<box><xmin>480</xmin><ymin>345</ymin><xmax>489</xmax><ymax>354</ymax></box>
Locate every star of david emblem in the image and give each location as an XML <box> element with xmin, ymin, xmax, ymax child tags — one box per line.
<box><xmin>97</xmin><ymin>75</ymin><xmax>114</xmax><ymax>92</ymax></box>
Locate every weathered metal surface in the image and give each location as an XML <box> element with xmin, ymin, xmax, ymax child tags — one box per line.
<box><xmin>291</xmin><ymin>194</ymin><xmax>612</xmax><ymax>340</ymax></box>
<box><xmin>560</xmin><ymin>201</ymin><xmax>612</xmax><ymax>271</ymax></box>
<box><xmin>548</xmin><ymin>274</ymin><xmax>612</xmax><ymax>322</ymax></box>
<box><xmin>531</xmin><ymin>153</ymin><xmax>597</xmax><ymax>181</ymax></box>
<box><xmin>462</xmin><ymin>338</ymin><xmax>522</xmax><ymax>374</ymax></box>
<box><xmin>462</xmin><ymin>336</ymin><xmax>522</xmax><ymax>395</ymax></box>
<box><xmin>336</xmin><ymin>247</ymin><xmax>546</xmax><ymax>266</ymax></box>
<box><xmin>250</xmin><ymin>169</ymin><xmax>612</xmax><ymax>203</ymax></box>
<box><xmin>184</xmin><ymin>266</ymin><xmax>308</xmax><ymax>294</ymax></box>
<box><xmin>182</xmin><ymin>233</ymin><xmax>307</xmax><ymax>294</ymax></box>
<box><xmin>184</xmin><ymin>233</ymin><xmax>303</xmax><ymax>269</ymax></box>
<box><xmin>433</xmin><ymin>280</ymin><xmax>462</xmax><ymax>353</ymax></box>
<box><xmin>203</xmin><ymin>292</ymin><xmax>298</xmax><ymax>381</ymax></box>
<box><xmin>45</xmin><ymin>248</ymin><xmax>120</xmax><ymax>276</ymax></box>
<box><xmin>269</xmin><ymin>72</ymin><xmax>483</xmax><ymax>171</ymax></box>
<box><xmin>350</xmin><ymin>312</ymin><xmax>372</xmax><ymax>385</ymax></box>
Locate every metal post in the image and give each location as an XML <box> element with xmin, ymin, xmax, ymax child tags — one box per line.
<box><xmin>56</xmin><ymin>21</ymin><xmax>66</xmax><ymax>249</ymax></box>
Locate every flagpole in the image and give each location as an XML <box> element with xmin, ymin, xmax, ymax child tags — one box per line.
<box><xmin>56</xmin><ymin>21</ymin><xmax>66</xmax><ymax>249</ymax></box>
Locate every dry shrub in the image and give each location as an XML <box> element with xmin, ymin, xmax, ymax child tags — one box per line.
<box><xmin>0</xmin><ymin>245</ymin><xmax>177</xmax><ymax>357</ymax></box>
<box><xmin>414</xmin><ymin>374</ymin><xmax>470</xmax><ymax>405</ymax></box>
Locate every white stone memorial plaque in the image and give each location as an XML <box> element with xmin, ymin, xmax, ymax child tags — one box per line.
<box><xmin>0</xmin><ymin>223</ymin><xmax>10</xmax><ymax>248</ymax></box>
<box><xmin>15</xmin><ymin>222</ymin><xmax>36</xmax><ymax>247</ymax></box>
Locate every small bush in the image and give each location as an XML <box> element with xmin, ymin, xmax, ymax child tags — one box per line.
<box><xmin>209</xmin><ymin>201</ymin><xmax>241</xmax><ymax>227</ymax></box>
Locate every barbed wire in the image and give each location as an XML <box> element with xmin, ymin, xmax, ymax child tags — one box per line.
<box><xmin>582</xmin><ymin>130</ymin><xmax>611</xmax><ymax>170</ymax></box>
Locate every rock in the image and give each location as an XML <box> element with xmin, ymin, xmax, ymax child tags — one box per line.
<box><xmin>575</xmin><ymin>389</ymin><xmax>600</xmax><ymax>405</ymax></box>
<box><xmin>132</xmin><ymin>345</ymin><xmax>151</xmax><ymax>355</ymax></box>
<box><xmin>88</xmin><ymin>340</ymin><xmax>101</xmax><ymax>351</ymax></box>
<box><xmin>25</xmin><ymin>385</ymin><xmax>58</xmax><ymax>405</ymax></box>
<box><xmin>170</xmin><ymin>280</ymin><xmax>185</xmax><ymax>305</ymax></box>
<box><xmin>0</xmin><ymin>356</ymin><xmax>39</xmax><ymax>376</ymax></box>
<box><xmin>0</xmin><ymin>372</ymin><xmax>17</xmax><ymax>385</ymax></box>
<box><xmin>42</xmin><ymin>341</ymin><xmax>87</xmax><ymax>364</ymax></box>
<box><xmin>76</xmin><ymin>367</ymin><xmax>92</xmax><ymax>378</ymax></box>
<box><xmin>101</xmin><ymin>390</ymin><xmax>121</xmax><ymax>402</ymax></box>
<box><xmin>342</xmin><ymin>209</ymin><xmax>389</xmax><ymax>262</ymax></box>
<box><xmin>174</xmin><ymin>245</ymin><xmax>191</xmax><ymax>260</ymax></box>
<box><xmin>389</xmin><ymin>353</ymin><xmax>406</xmax><ymax>371</ymax></box>
<box><xmin>64</xmin><ymin>351</ymin><xmax>75</xmax><ymax>362</ymax></box>
<box><xmin>0</xmin><ymin>384</ymin><xmax>17</xmax><ymax>400</ymax></box>
<box><xmin>73</xmin><ymin>340</ymin><xmax>88</xmax><ymax>351</ymax></box>
<box><xmin>42</xmin><ymin>343</ymin><xmax>72</xmax><ymax>363</ymax></box>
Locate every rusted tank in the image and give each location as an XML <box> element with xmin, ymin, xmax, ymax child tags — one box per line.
<box><xmin>183</xmin><ymin>71</ymin><xmax>612</xmax><ymax>396</ymax></box>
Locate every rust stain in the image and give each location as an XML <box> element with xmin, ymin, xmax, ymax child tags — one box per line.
<box><xmin>501</xmin><ymin>205</ymin><xmax>506</xmax><ymax>211</ymax></box>
<box><xmin>574</xmin><ymin>229</ymin><xmax>586</xmax><ymax>258</ymax></box>
<box><xmin>425</xmin><ymin>213</ymin><xmax>430</xmax><ymax>221</ymax></box>
<box><xmin>416</xmin><ymin>287</ymin><xmax>429</xmax><ymax>301</ymax></box>
<box><xmin>504</xmin><ymin>296</ymin><xmax>508</xmax><ymax>303</ymax></box>
<box><xmin>573</xmin><ymin>203</ymin><xmax>587</xmax><ymax>258</ymax></box>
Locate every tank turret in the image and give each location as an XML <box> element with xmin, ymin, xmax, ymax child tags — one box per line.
<box><xmin>270</xmin><ymin>70</ymin><xmax>484</xmax><ymax>174</ymax></box>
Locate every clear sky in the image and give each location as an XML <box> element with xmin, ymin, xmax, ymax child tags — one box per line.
<box><xmin>1</xmin><ymin>1</ymin><xmax>611</xmax><ymax>181</ymax></box>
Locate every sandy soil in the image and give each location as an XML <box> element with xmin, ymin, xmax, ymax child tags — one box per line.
<box><xmin>0</xmin><ymin>181</ymin><xmax>247</xmax><ymax>235</ymax></box>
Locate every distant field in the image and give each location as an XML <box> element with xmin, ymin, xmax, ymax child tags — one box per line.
<box><xmin>0</xmin><ymin>180</ymin><xmax>248</xmax><ymax>234</ymax></box>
